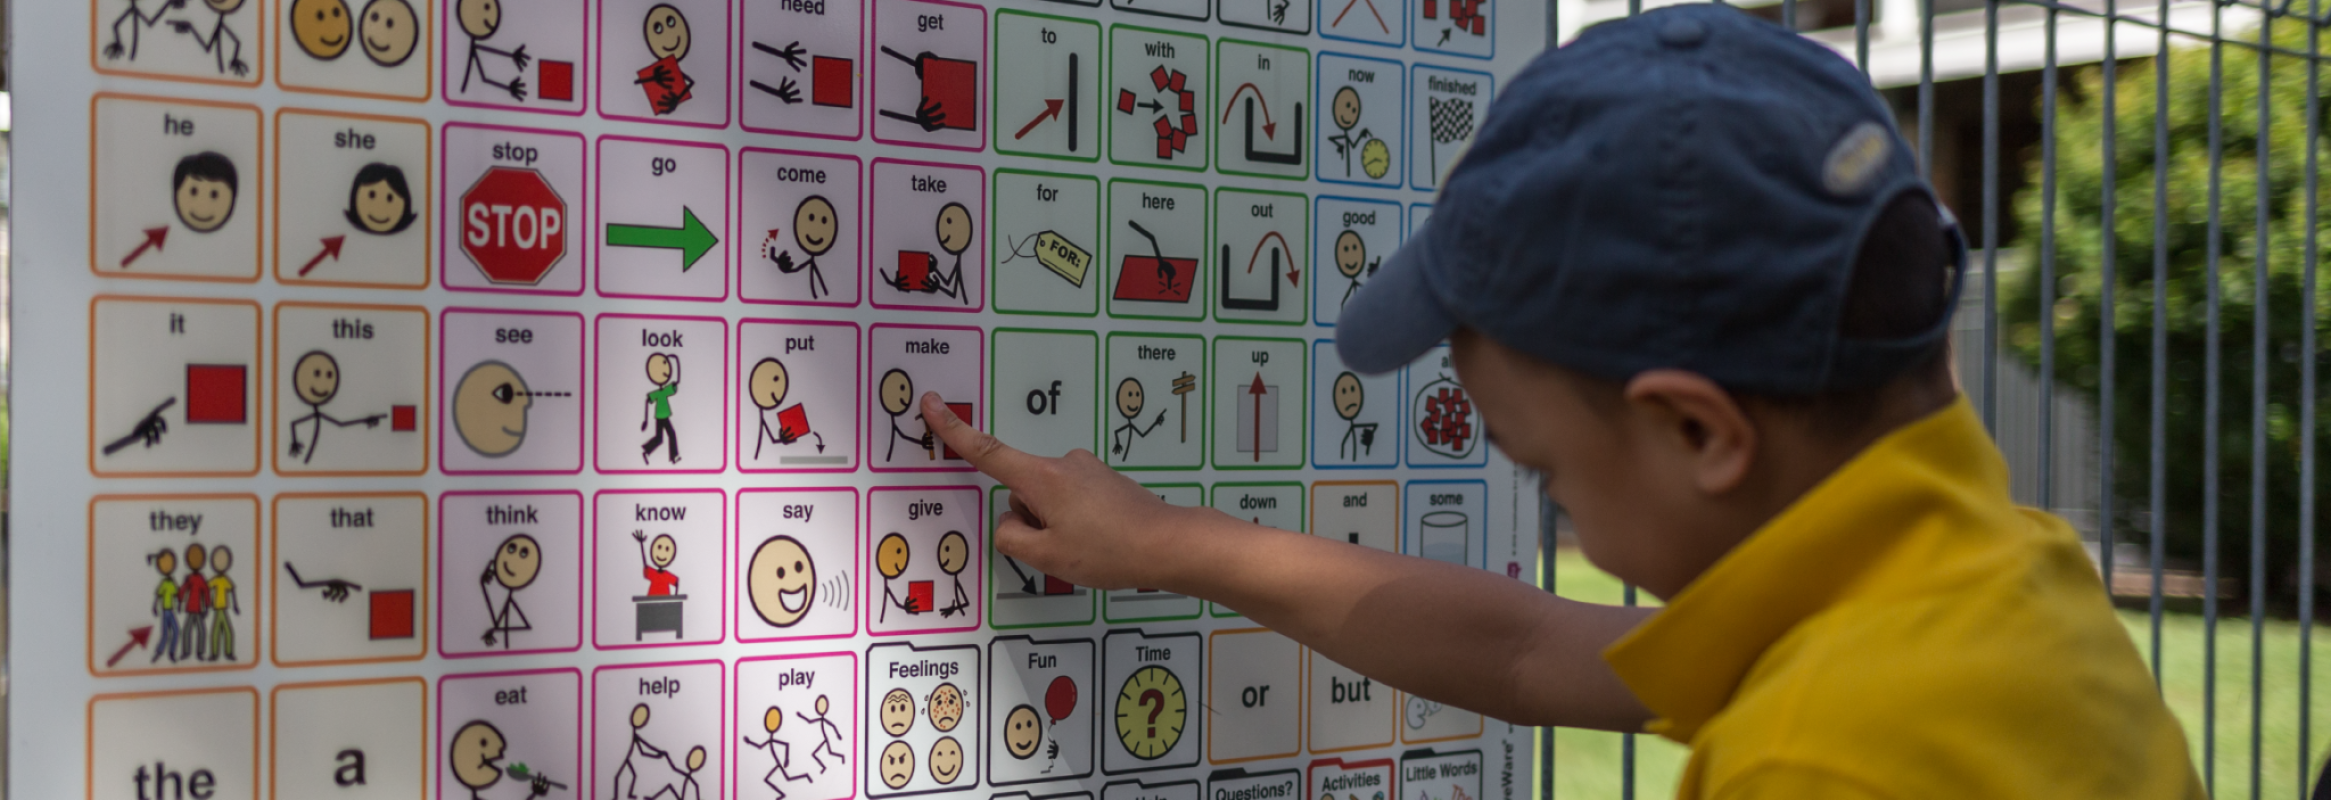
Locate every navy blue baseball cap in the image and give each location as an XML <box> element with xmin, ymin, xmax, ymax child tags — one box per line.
<box><xmin>1339</xmin><ymin>3</ymin><xmax>1966</xmax><ymax>394</ymax></box>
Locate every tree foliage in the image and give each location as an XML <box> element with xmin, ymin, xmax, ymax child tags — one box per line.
<box><xmin>2005</xmin><ymin>20</ymin><xmax>2331</xmax><ymax>600</ymax></box>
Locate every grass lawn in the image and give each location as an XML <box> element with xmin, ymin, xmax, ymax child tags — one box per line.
<box><xmin>1542</xmin><ymin>549</ymin><xmax>2331</xmax><ymax>799</ymax></box>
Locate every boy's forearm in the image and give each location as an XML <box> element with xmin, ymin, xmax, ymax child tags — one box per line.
<box><xmin>1155</xmin><ymin>510</ymin><xmax>1657</xmax><ymax>732</ymax></box>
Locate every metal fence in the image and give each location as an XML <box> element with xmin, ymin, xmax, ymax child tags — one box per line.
<box><xmin>1533</xmin><ymin>0</ymin><xmax>2330</xmax><ymax>796</ymax></box>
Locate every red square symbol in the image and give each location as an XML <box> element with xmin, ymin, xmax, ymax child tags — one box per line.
<box><xmin>538</xmin><ymin>60</ymin><xmax>575</xmax><ymax>101</ymax></box>
<box><xmin>390</xmin><ymin>405</ymin><xmax>417</xmax><ymax>432</ymax></box>
<box><xmin>909</xmin><ymin>580</ymin><xmax>935</xmax><ymax>612</ymax></box>
<box><xmin>184</xmin><ymin>364</ymin><xmax>247</xmax><ymax>424</ymax></box>
<box><xmin>369</xmin><ymin>589</ymin><xmax>416</xmax><ymax>639</ymax></box>
<box><xmin>813</xmin><ymin>56</ymin><xmax>854</xmax><ymax>107</ymax></box>
<box><xmin>919</xmin><ymin>57</ymin><xmax>979</xmax><ymax>131</ymax></box>
<box><xmin>940</xmin><ymin>403</ymin><xmax>974</xmax><ymax>458</ymax></box>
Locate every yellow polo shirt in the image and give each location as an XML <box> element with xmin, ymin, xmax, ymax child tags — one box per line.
<box><xmin>1603</xmin><ymin>398</ymin><xmax>2204</xmax><ymax>799</ymax></box>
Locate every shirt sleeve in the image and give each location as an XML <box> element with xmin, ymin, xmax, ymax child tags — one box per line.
<box><xmin>1712</xmin><ymin>762</ymin><xmax>1896</xmax><ymax>800</ymax></box>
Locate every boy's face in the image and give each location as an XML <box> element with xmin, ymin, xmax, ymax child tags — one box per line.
<box><xmin>645</xmin><ymin>353</ymin><xmax>674</xmax><ymax>385</ymax></box>
<box><xmin>175</xmin><ymin>174</ymin><xmax>237</xmax><ymax>233</ymax></box>
<box><xmin>1450</xmin><ymin>329</ymin><xmax>1694</xmax><ymax>595</ymax></box>
<box><xmin>650</xmin><ymin>534</ymin><xmax>677</xmax><ymax>567</ymax></box>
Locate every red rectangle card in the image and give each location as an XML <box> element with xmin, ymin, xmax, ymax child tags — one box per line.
<box><xmin>918</xmin><ymin>56</ymin><xmax>979</xmax><ymax>131</ymax></box>
<box><xmin>539</xmin><ymin>60</ymin><xmax>575</xmax><ymax>101</ymax></box>
<box><xmin>813</xmin><ymin>56</ymin><xmax>854</xmax><ymax>107</ymax></box>
<box><xmin>369</xmin><ymin>589</ymin><xmax>416</xmax><ymax>639</ymax></box>
<box><xmin>184</xmin><ymin>364</ymin><xmax>248</xmax><ymax>424</ymax></box>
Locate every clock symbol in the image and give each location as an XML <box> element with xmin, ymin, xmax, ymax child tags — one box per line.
<box><xmin>1114</xmin><ymin>665</ymin><xmax>1187</xmax><ymax>759</ymax></box>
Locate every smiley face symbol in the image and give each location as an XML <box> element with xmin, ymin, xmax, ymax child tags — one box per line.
<box><xmin>642</xmin><ymin>3</ymin><xmax>692</xmax><ymax>60</ymax></box>
<box><xmin>880</xmin><ymin>370</ymin><xmax>916</xmax><ymax>417</ymax></box>
<box><xmin>1335</xmin><ymin>230</ymin><xmax>1368</xmax><ymax>279</ymax></box>
<box><xmin>795</xmin><ymin>196</ymin><xmax>839</xmax><ymax>256</ymax></box>
<box><xmin>935</xmin><ymin>531</ymin><xmax>968</xmax><ymax>577</ymax></box>
<box><xmin>876</xmin><ymin>533</ymin><xmax>911</xmax><ymax>580</ymax></box>
<box><xmin>748</xmin><ymin>358</ymin><xmax>791</xmax><ymax>411</ymax></box>
<box><xmin>1115</xmin><ymin>377</ymin><xmax>1147</xmax><ymax>420</ymax></box>
<box><xmin>928</xmin><ymin>736</ymin><xmax>965</xmax><ymax>784</ymax></box>
<box><xmin>934</xmin><ymin>203</ymin><xmax>974</xmax><ymax>256</ymax></box>
<box><xmin>491</xmin><ymin>534</ymin><xmax>542</xmax><ymax>590</ymax></box>
<box><xmin>746</xmin><ymin>535</ymin><xmax>816</xmax><ymax>627</ymax></box>
<box><xmin>880</xmin><ymin>688</ymin><xmax>917</xmax><ymax>736</ymax></box>
<box><xmin>879</xmin><ymin>741</ymin><xmax>916</xmax><ymax>789</ymax></box>
<box><xmin>293</xmin><ymin>351</ymin><xmax>342</xmax><ymax>406</ymax></box>
<box><xmin>358</xmin><ymin>0</ymin><xmax>419</xmax><ymax>66</ymax></box>
<box><xmin>1332</xmin><ymin>86</ymin><xmax>1363</xmax><ymax>131</ymax></box>
<box><xmin>290</xmin><ymin>0</ymin><xmax>352</xmax><ymax>59</ymax></box>
<box><xmin>1003</xmin><ymin>705</ymin><xmax>1043</xmax><ymax>759</ymax></box>
<box><xmin>927</xmin><ymin>683</ymin><xmax>965</xmax><ymax>732</ymax></box>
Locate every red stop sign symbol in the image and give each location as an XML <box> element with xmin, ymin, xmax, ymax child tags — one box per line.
<box><xmin>460</xmin><ymin>166</ymin><xmax>569</xmax><ymax>285</ymax></box>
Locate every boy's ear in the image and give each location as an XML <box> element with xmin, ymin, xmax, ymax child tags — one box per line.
<box><xmin>1621</xmin><ymin>370</ymin><xmax>1756</xmax><ymax>495</ymax></box>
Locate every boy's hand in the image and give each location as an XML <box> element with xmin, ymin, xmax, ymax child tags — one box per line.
<box><xmin>921</xmin><ymin>393</ymin><xmax>1191</xmax><ymax>591</ymax></box>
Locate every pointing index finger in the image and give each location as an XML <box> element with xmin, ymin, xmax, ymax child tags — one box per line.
<box><xmin>920</xmin><ymin>392</ymin><xmax>1043</xmax><ymax>488</ymax></box>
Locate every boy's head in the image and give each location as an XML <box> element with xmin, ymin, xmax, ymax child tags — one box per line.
<box><xmin>1341</xmin><ymin>5</ymin><xmax>1963</xmax><ymax>597</ymax></box>
<box><xmin>172</xmin><ymin>152</ymin><xmax>239</xmax><ymax>233</ymax></box>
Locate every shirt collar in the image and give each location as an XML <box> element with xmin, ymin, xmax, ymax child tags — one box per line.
<box><xmin>1600</xmin><ymin>396</ymin><xmax>2010</xmax><ymax>742</ymax></box>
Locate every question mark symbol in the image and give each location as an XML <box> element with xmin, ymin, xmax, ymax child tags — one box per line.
<box><xmin>1138</xmin><ymin>688</ymin><xmax>1165</xmax><ymax>738</ymax></box>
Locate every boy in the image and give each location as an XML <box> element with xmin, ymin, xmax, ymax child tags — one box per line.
<box><xmin>919</xmin><ymin>6</ymin><xmax>2204</xmax><ymax>797</ymax></box>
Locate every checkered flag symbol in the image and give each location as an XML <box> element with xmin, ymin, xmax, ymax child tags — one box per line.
<box><xmin>1428</xmin><ymin>96</ymin><xmax>1477</xmax><ymax>180</ymax></box>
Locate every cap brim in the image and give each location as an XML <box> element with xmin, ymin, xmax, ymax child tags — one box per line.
<box><xmin>1336</xmin><ymin>228</ymin><xmax>1461</xmax><ymax>375</ymax></box>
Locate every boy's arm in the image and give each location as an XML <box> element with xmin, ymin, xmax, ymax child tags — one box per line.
<box><xmin>921</xmin><ymin>394</ymin><xmax>1655</xmax><ymax>732</ymax></box>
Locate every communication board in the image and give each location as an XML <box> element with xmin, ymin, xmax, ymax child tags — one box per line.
<box><xmin>9</xmin><ymin>0</ymin><xmax>1544</xmax><ymax>797</ymax></box>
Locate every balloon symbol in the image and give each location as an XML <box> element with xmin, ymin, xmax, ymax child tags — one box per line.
<box><xmin>1045</xmin><ymin>675</ymin><xmax>1078</xmax><ymax>723</ymax></box>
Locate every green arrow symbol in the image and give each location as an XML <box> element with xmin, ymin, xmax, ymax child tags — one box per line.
<box><xmin>605</xmin><ymin>206</ymin><xmax>719</xmax><ymax>271</ymax></box>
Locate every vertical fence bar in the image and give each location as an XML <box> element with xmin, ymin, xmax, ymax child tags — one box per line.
<box><xmin>2151</xmin><ymin>0</ymin><xmax>2173</xmax><ymax>682</ymax></box>
<box><xmin>2041</xmin><ymin>5</ymin><xmax>2060</xmax><ymax>515</ymax></box>
<box><xmin>1983</xmin><ymin>0</ymin><xmax>2001</xmax><ymax>431</ymax></box>
<box><xmin>1538</xmin><ymin>496</ymin><xmax>1556</xmax><ymax>800</ymax></box>
<box><xmin>1856</xmin><ymin>0</ymin><xmax>1871</xmax><ymax>74</ymax></box>
<box><xmin>1540</xmin><ymin>0</ymin><xmax>1556</xmax><ymax>793</ymax></box>
<box><xmin>2099</xmin><ymin>0</ymin><xmax>2120</xmax><ymax>612</ymax></box>
<box><xmin>2302</xmin><ymin>0</ymin><xmax>2322</xmax><ymax>789</ymax></box>
<box><xmin>1918</xmin><ymin>0</ymin><xmax>1933</xmax><ymax>174</ymax></box>
<box><xmin>2253</xmin><ymin>10</ymin><xmax>2276</xmax><ymax>799</ymax></box>
<box><xmin>2205</xmin><ymin>1</ymin><xmax>2227</xmax><ymax>788</ymax></box>
<box><xmin>1621</xmin><ymin>583</ymin><xmax>1637</xmax><ymax>800</ymax></box>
